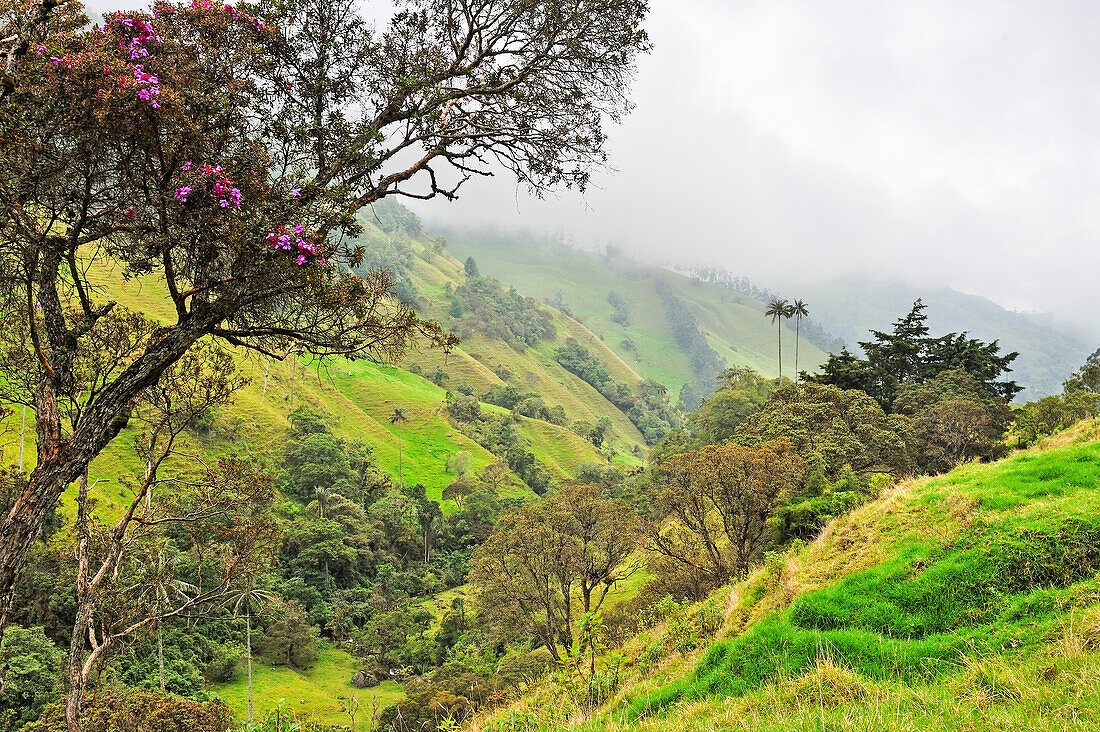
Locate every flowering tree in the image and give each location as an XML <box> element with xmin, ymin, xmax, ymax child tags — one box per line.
<box><xmin>0</xmin><ymin>0</ymin><xmax>650</xmax><ymax>666</ymax></box>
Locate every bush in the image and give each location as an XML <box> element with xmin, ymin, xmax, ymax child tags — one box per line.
<box><xmin>0</xmin><ymin>624</ymin><xmax>64</xmax><ymax>732</ymax></box>
<box><xmin>495</xmin><ymin>648</ymin><xmax>555</xmax><ymax>691</ymax></box>
<box><xmin>26</xmin><ymin>690</ymin><xmax>233</xmax><ymax>732</ymax></box>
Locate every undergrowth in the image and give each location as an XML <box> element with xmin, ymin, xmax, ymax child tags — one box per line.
<box><xmin>473</xmin><ymin>431</ymin><xmax>1100</xmax><ymax>731</ymax></box>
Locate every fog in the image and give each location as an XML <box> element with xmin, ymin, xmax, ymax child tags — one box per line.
<box><xmin>83</xmin><ymin>0</ymin><xmax>1100</xmax><ymax>338</ymax></box>
<box><xmin>409</xmin><ymin>0</ymin><xmax>1100</xmax><ymax>340</ymax></box>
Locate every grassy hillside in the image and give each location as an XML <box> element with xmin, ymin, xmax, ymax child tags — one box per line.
<box><xmin>474</xmin><ymin>421</ymin><xmax>1100</xmax><ymax>731</ymax></box>
<box><xmin>428</xmin><ymin>227</ymin><xmax>828</xmax><ymax>396</ymax></box>
<box><xmin>356</xmin><ymin>212</ymin><xmax>650</xmax><ymax>453</ymax></box>
<box><xmin>208</xmin><ymin>644</ymin><xmax>403</xmax><ymax>728</ymax></box>
<box><xmin>798</xmin><ymin>275</ymin><xmax>1092</xmax><ymax>400</ymax></box>
<box><xmin>44</xmin><ymin>257</ymin><xmax>622</xmax><ymax>512</ymax></box>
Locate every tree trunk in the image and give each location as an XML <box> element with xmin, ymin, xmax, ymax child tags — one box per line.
<box><xmin>261</xmin><ymin>357</ymin><xmax>270</xmax><ymax>404</ymax></box>
<box><xmin>795</xmin><ymin>316</ymin><xmax>801</xmax><ymax>382</ymax></box>
<box><xmin>246</xmin><ymin>615</ymin><xmax>255</xmax><ymax>724</ymax></box>
<box><xmin>0</xmin><ymin>314</ymin><xmax>212</xmax><ymax>657</ymax></box>
<box><xmin>396</xmin><ymin>425</ymin><xmax>403</xmax><ymax>489</ymax></box>
<box><xmin>17</xmin><ymin>405</ymin><xmax>25</xmax><ymax>474</ymax></box>
<box><xmin>158</xmin><ymin>626</ymin><xmax>165</xmax><ymax>692</ymax></box>
<box><xmin>65</xmin><ymin>473</ymin><xmax>92</xmax><ymax>732</ymax></box>
<box><xmin>778</xmin><ymin>325</ymin><xmax>783</xmax><ymax>382</ymax></box>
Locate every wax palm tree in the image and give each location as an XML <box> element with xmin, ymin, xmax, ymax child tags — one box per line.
<box><xmin>132</xmin><ymin>547</ymin><xmax>196</xmax><ymax>693</ymax></box>
<box><xmin>792</xmin><ymin>299</ymin><xmax>810</xmax><ymax>381</ymax></box>
<box><xmin>389</xmin><ymin>407</ymin><xmax>408</xmax><ymax>489</ymax></box>
<box><xmin>225</xmin><ymin>578</ymin><xmax>276</xmax><ymax>725</ymax></box>
<box><xmin>765</xmin><ymin>299</ymin><xmax>794</xmax><ymax>381</ymax></box>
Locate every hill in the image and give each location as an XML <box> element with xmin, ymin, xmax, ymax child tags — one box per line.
<box><xmin>474</xmin><ymin>421</ymin><xmax>1100</xmax><ymax>731</ymax></box>
<box><xmin>425</xmin><ymin>224</ymin><xmax>830</xmax><ymax>407</ymax></box>
<box><xmin>4</xmin><ymin>247</ymin><xmax>631</xmax><ymax>725</ymax></box>
<box><xmin>357</xmin><ymin>203</ymin><xmax>662</xmax><ymax>454</ymax></box>
<box><xmin>796</xmin><ymin>275</ymin><xmax>1092</xmax><ymax>400</ymax></box>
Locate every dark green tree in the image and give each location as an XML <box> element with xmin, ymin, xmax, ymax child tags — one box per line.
<box><xmin>687</xmin><ymin>367</ymin><xmax>776</xmax><ymax>446</ymax></box>
<box><xmin>0</xmin><ymin>624</ymin><xmax>64</xmax><ymax>732</ymax></box>
<box><xmin>815</xmin><ymin>300</ymin><xmax>1020</xmax><ymax>408</ymax></box>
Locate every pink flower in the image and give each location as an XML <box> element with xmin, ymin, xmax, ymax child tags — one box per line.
<box><xmin>174</xmin><ymin>186</ymin><xmax>192</xmax><ymax>202</ymax></box>
<box><xmin>296</xmin><ymin>254</ymin><xmax>307</xmax><ymax>265</ymax></box>
<box><xmin>125</xmin><ymin>208</ymin><xmax>136</xmax><ymax>217</ymax></box>
<box><xmin>290</xmin><ymin>189</ymin><xmax>301</xmax><ymax>197</ymax></box>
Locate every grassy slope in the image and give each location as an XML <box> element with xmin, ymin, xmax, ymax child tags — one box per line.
<box><xmin>63</xmin><ymin>257</ymin><xmax>619</xmax><ymax>509</ymax></box>
<box><xmin>438</xmin><ymin>231</ymin><xmax>829</xmax><ymax>393</ymax></box>
<box><xmin>208</xmin><ymin>643</ymin><xmax>404</xmax><ymax>727</ymax></box>
<box><xmin>389</xmin><ymin>223</ymin><xmax>649</xmax><ymax>455</ymax></box>
<box><xmin>475</xmin><ymin>421</ymin><xmax>1100</xmax><ymax>732</ymax></box>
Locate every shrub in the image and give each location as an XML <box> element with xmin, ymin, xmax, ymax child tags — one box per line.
<box><xmin>26</xmin><ymin>690</ymin><xmax>233</xmax><ymax>732</ymax></box>
<box><xmin>0</xmin><ymin>624</ymin><xmax>64</xmax><ymax>732</ymax></box>
<box><xmin>496</xmin><ymin>648</ymin><xmax>555</xmax><ymax>691</ymax></box>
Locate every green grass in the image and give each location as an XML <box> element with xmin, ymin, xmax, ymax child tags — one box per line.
<box><xmin>473</xmin><ymin>424</ymin><xmax>1100</xmax><ymax>732</ymax></box>
<box><xmin>441</xmin><ymin>232</ymin><xmax>830</xmax><ymax>392</ymax></box>
<box><xmin>634</xmin><ymin>441</ymin><xmax>1100</xmax><ymax>716</ymax></box>
<box><xmin>209</xmin><ymin>644</ymin><xmax>403</xmax><ymax>727</ymax></box>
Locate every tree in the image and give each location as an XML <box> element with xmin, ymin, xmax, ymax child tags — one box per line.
<box><xmin>464</xmin><ymin>257</ymin><xmax>480</xmax><ymax>279</ymax></box>
<box><xmin>792</xmin><ymin>299</ymin><xmax>809</xmax><ymax>380</ymax></box>
<box><xmin>224</xmin><ymin>578</ymin><xmax>277</xmax><ymax>725</ymax></box>
<box><xmin>0</xmin><ymin>624</ymin><xmax>63</xmax><ymax>732</ymax></box>
<box><xmin>0</xmin><ymin>0</ymin><xmax>650</xmax><ymax>651</ymax></box>
<box><xmin>1064</xmin><ymin>354</ymin><xmax>1100</xmax><ymax>394</ymax></box>
<box><xmin>893</xmin><ymin>369</ymin><xmax>1012</xmax><ymax>473</ymax></box>
<box><xmin>446</xmin><ymin>450</ymin><xmax>472</xmax><ymax>478</ymax></box>
<box><xmin>479</xmin><ymin>462</ymin><xmax>512</xmax><ymax>494</ymax></box>
<box><xmin>765</xmin><ymin>299</ymin><xmax>794</xmax><ymax>382</ymax></box>
<box><xmin>441</xmin><ymin>477</ymin><xmax>476</xmax><ymax>506</ymax></box>
<box><xmin>814</xmin><ymin>300</ymin><xmax>1021</xmax><ymax>409</ymax></box>
<box><xmin>389</xmin><ymin>407</ymin><xmax>409</xmax><ymax>490</ymax></box>
<box><xmin>133</xmin><ymin>547</ymin><xmax>197</xmax><ymax>694</ymax></box>
<box><xmin>56</xmin><ymin>338</ymin><xmax>274</xmax><ymax>732</ymax></box>
<box><xmin>261</xmin><ymin>600</ymin><xmax>317</xmax><ymax>669</ymax></box>
<box><xmin>647</xmin><ymin>441</ymin><xmax>805</xmax><ymax>587</ymax></box>
<box><xmin>686</xmin><ymin>367</ymin><xmax>776</xmax><ymax>446</ymax></box>
<box><xmin>470</xmin><ymin>485</ymin><xmax>638</xmax><ymax>661</ymax></box>
<box><xmin>735</xmin><ymin>382</ymin><xmax>917</xmax><ymax>479</ymax></box>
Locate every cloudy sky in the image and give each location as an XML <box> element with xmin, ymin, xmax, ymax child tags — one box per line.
<box><xmin>86</xmin><ymin>0</ymin><xmax>1100</xmax><ymax>334</ymax></box>
<box><xmin>410</xmin><ymin>0</ymin><xmax>1100</xmax><ymax>336</ymax></box>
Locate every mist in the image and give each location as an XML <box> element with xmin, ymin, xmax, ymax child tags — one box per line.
<box><xmin>410</xmin><ymin>0</ymin><xmax>1100</xmax><ymax>341</ymax></box>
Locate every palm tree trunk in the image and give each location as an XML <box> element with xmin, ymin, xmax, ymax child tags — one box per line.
<box><xmin>778</xmin><ymin>325</ymin><xmax>783</xmax><ymax>382</ymax></box>
<box><xmin>795</xmin><ymin>316</ymin><xmax>801</xmax><ymax>382</ymax></box>
<box><xmin>397</xmin><ymin>424</ymin><xmax>403</xmax><ymax>489</ymax></box>
<box><xmin>261</xmin><ymin>357</ymin><xmax>270</xmax><ymax>404</ymax></box>
<box><xmin>246</xmin><ymin>615</ymin><xmax>254</xmax><ymax>724</ymax></box>
<box><xmin>158</xmin><ymin>626</ymin><xmax>165</xmax><ymax>692</ymax></box>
